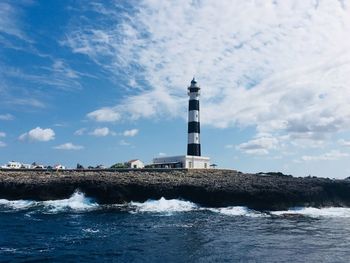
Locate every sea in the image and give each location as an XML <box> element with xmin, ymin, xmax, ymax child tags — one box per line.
<box><xmin>1</xmin><ymin>191</ymin><xmax>350</xmax><ymax>262</ymax></box>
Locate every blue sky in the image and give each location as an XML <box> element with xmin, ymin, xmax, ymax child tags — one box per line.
<box><xmin>1</xmin><ymin>0</ymin><xmax>350</xmax><ymax>178</ymax></box>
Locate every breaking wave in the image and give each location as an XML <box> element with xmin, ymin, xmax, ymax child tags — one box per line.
<box><xmin>0</xmin><ymin>199</ymin><xmax>36</xmax><ymax>210</ymax></box>
<box><xmin>2</xmin><ymin>193</ymin><xmax>350</xmax><ymax>218</ymax></box>
<box><xmin>271</xmin><ymin>207</ymin><xmax>350</xmax><ymax>218</ymax></box>
<box><xmin>129</xmin><ymin>197</ymin><xmax>197</xmax><ymax>214</ymax></box>
<box><xmin>208</xmin><ymin>206</ymin><xmax>268</xmax><ymax>217</ymax></box>
<box><xmin>0</xmin><ymin>191</ymin><xmax>98</xmax><ymax>212</ymax></box>
<box><xmin>42</xmin><ymin>191</ymin><xmax>98</xmax><ymax>212</ymax></box>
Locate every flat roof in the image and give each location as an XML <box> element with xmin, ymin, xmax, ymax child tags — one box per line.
<box><xmin>151</xmin><ymin>162</ymin><xmax>182</xmax><ymax>165</ymax></box>
<box><xmin>154</xmin><ymin>155</ymin><xmax>210</xmax><ymax>160</ymax></box>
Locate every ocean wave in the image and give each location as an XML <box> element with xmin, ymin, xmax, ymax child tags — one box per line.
<box><xmin>271</xmin><ymin>207</ymin><xmax>350</xmax><ymax>218</ymax></box>
<box><xmin>129</xmin><ymin>197</ymin><xmax>198</xmax><ymax>214</ymax></box>
<box><xmin>0</xmin><ymin>191</ymin><xmax>98</xmax><ymax>213</ymax></box>
<box><xmin>2</xmin><ymin>193</ymin><xmax>350</xmax><ymax>218</ymax></box>
<box><xmin>0</xmin><ymin>247</ymin><xmax>18</xmax><ymax>253</ymax></box>
<box><xmin>128</xmin><ymin>198</ymin><xmax>350</xmax><ymax>218</ymax></box>
<box><xmin>82</xmin><ymin>228</ymin><xmax>100</xmax><ymax>233</ymax></box>
<box><xmin>42</xmin><ymin>191</ymin><xmax>98</xmax><ymax>212</ymax></box>
<box><xmin>208</xmin><ymin>206</ymin><xmax>268</xmax><ymax>217</ymax></box>
<box><xmin>0</xmin><ymin>199</ymin><xmax>37</xmax><ymax>210</ymax></box>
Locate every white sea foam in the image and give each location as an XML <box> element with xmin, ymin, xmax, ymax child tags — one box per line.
<box><xmin>42</xmin><ymin>191</ymin><xmax>98</xmax><ymax>212</ymax></box>
<box><xmin>209</xmin><ymin>206</ymin><xmax>267</xmax><ymax>217</ymax></box>
<box><xmin>82</xmin><ymin>228</ymin><xmax>100</xmax><ymax>233</ymax></box>
<box><xmin>0</xmin><ymin>191</ymin><xmax>98</xmax><ymax>212</ymax></box>
<box><xmin>271</xmin><ymin>207</ymin><xmax>350</xmax><ymax>218</ymax></box>
<box><xmin>130</xmin><ymin>197</ymin><xmax>197</xmax><ymax>214</ymax></box>
<box><xmin>0</xmin><ymin>247</ymin><xmax>18</xmax><ymax>253</ymax></box>
<box><xmin>0</xmin><ymin>199</ymin><xmax>37</xmax><ymax>210</ymax></box>
<box><xmin>2</xmin><ymin>193</ymin><xmax>350</xmax><ymax>218</ymax></box>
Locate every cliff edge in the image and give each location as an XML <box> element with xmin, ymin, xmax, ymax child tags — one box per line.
<box><xmin>0</xmin><ymin>169</ymin><xmax>349</xmax><ymax>210</ymax></box>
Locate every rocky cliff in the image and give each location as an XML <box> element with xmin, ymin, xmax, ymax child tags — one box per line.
<box><xmin>0</xmin><ymin>169</ymin><xmax>349</xmax><ymax>210</ymax></box>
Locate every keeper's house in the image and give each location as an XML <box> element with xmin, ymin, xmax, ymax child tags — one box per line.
<box><xmin>152</xmin><ymin>155</ymin><xmax>210</xmax><ymax>169</ymax></box>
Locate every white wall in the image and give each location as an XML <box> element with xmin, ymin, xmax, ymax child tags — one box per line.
<box><xmin>185</xmin><ymin>156</ymin><xmax>210</xmax><ymax>169</ymax></box>
<box><xmin>129</xmin><ymin>160</ymin><xmax>144</xmax><ymax>168</ymax></box>
<box><xmin>153</xmin><ymin>156</ymin><xmax>186</xmax><ymax>164</ymax></box>
<box><xmin>153</xmin><ymin>155</ymin><xmax>210</xmax><ymax>169</ymax></box>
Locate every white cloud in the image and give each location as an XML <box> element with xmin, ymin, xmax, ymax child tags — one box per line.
<box><xmin>52</xmin><ymin>59</ymin><xmax>79</xmax><ymax>79</ymax></box>
<box><xmin>19</xmin><ymin>127</ymin><xmax>55</xmax><ymax>142</ymax></box>
<box><xmin>64</xmin><ymin>1</ymin><xmax>350</xmax><ymax>148</ymax></box>
<box><xmin>158</xmin><ymin>152</ymin><xmax>166</xmax><ymax>156</ymax></box>
<box><xmin>87</xmin><ymin>108</ymin><xmax>120</xmax><ymax>122</ymax></box>
<box><xmin>53</xmin><ymin>123</ymin><xmax>67</xmax><ymax>127</ymax></box>
<box><xmin>301</xmin><ymin>150</ymin><xmax>349</xmax><ymax>161</ymax></box>
<box><xmin>0</xmin><ymin>141</ymin><xmax>6</xmax><ymax>147</ymax></box>
<box><xmin>90</xmin><ymin>127</ymin><xmax>110</xmax><ymax>137</ymax></box>
<box><xmin>9</xmin><ymin>97</ymin><xmax>45</xmax><ymax>108</ymax></box>
<box><xmin>3</xmin><ymin>62</ymin><xmax>82</xmax><ymax>92</ymax></box>
<box><xmin>0</xmin><ymin>2</ymin><xmax>28</xmax><ymax>41</ymax></box>
<box><xmin>0</xmin><ymin>132</ymin><xmax>5</xmax><ymax>138</ymax></box>
<box><xmin>338</xmin><ymin>139</ymin><xmax>350</xmax><ymax>147</ymax></box>
<box><xmin>119</xmin><ymin>139</ymin><xmax>130</xmax><ymax>146</ymax></box>
<box><xmin>0</xmin><ymin>114</ymin><xmax>14</xmax><ymax>120</ymax></box>
<box><xmin>54</xmin><ymin>142</ymin><xmax>84</xmax><ymax>150</ymax></box>
<box><xmin>237</xmin><ymin>136</ymin><xmax>279</xmax><ymax>155</ymax></box>
<box><xmin>77</xmin><ymin>127</ymin><xmax>116</xmax><ymax>136</ymax></box>
<box><xmin>123</xmin><ymin>129</ymin><xmax>138</xmax><ymax>137</ymax></box>
<box><xmin>74</xmin><ymin>128</ymin><xmax>87</xmax><ymax>136</ymax></box>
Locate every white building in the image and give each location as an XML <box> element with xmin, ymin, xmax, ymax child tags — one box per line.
<box><xmin>53</xmin><ymin>164</ymin><xmax>66</xmax><ymax>170</ymax></box>
<box><xmin>126</xmin><ymin>159</ymin><xmax>144</xmax><ymax>169</ymax></box>
<box><xmin>1</xmin><ymin>161</ymin><xmax>22</xmax><ymax>169</ymax></box>
<box><xmin>153</xmin><ymin>155</ymin><xmax>210</xmax><ymax>169</ymax></box>
<box><xmin>21</xmin><ymin>163</ymin><xmax>33</xmax><ymax>169</ymax></box>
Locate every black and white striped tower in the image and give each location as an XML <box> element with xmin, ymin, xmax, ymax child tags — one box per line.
<box><xmin>187</xmin><ymin>78</ymin><xmax>201</xmax><ymax>156</ymax></box>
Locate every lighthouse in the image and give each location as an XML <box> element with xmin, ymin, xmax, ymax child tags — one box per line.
<box><xmin>187</xmin><ymin>78</ymin><xmax>201</xmax><ymax>156</ymax></box>
<box><xmin>152</xmin><ymin>78</ymin><xmax>210</xmax><ymax>169</ymax></box>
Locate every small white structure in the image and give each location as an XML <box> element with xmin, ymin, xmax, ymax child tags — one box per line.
<box><xmin>33</xmin><ymin>164</ymin><xmax>45</xmax><ymax>169</ymax></box>
<box><xmin>21</xmin><ymin>163</ymin><xmax>33</xmax><ymax>169</ymax></box>
<box><xmin>152</xmin><ymin>155</ymin><xmax>210</xmax><ymax>169</ymax></box>
<box><xmin>126</xmin><ymin>159</ymin><xmax>144</xmax><ymax>169</ymax></box>
<box><xmin>53</xmin><ymin>164</ymin><xmax>66</xmax><ymax>170</ymax></box>
<box><xmin>1</xmin><ymin>161</ymin><xmax>22</xmax><ymax>169</ymax></box>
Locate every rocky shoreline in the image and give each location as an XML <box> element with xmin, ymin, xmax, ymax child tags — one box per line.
<box><xmin>0</xmin><ymin>169</ymin><xmax>350</xmax><ymax>210</ymax></box>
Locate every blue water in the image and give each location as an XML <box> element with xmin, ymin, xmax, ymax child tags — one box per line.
<box><xmin>1</xmin><ymin>192</ymin><xmax>350</xmax><ymax>262</ymax></box>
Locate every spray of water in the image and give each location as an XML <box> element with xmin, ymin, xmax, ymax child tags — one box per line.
<box><xmin>2</xmin><ymin>193</ymin><xmax>350</xmax><ymax>218</ymax></box>
<box><xmin>0</xmin><ymin>191</ymin><xmax>98</xmax><ymax>213</ymax></box>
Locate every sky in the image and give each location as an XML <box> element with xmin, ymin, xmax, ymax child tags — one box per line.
<box><xmin>1</xmin><ymin>0</ymin><xmax>350</xmax><ymax>178</ymax></box>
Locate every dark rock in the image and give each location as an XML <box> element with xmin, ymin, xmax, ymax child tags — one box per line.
<box><xmin>0</xmin><ymin>169</ymin><xmax>350</xmax><ymax>210</ymax></box>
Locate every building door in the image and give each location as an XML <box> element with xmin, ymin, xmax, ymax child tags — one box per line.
<box><xmin>188</xmin><ymin>161</ymin><xmax>192</xmax><ymax>168</ymax></box>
